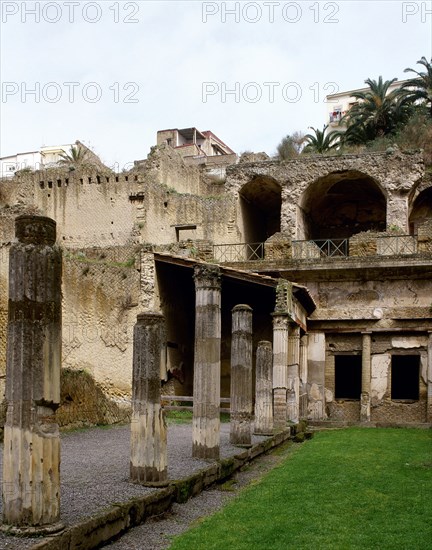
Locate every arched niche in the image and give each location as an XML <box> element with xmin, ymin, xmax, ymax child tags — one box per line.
<box><xmin>298</xmin><ymin>170</ymin><xmax>386</xmax><ymax>240</ymax></box>
<box><xmin>409</xmin><ymin>186</ymin><xmax>432</xmax><ymax>235</ymax></box>
<box><xmin>239</xmin><ymin>175</ymin><xmax>282</xmax><ymax>243</ymax></box>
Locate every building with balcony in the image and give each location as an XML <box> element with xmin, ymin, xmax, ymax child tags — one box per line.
<box><xmin>0</xmin><ymin>144</ymin><xmax>73</xmax><ymax>178</ymax></box>
<box><xmin>325</xmin><ymin>80</ymin><xmax>408</xmax><ymax>132</ymax></box>
<box><xmin>156</xmin><ymin>127</ymin><xmax>237</xmax><ymax>166</ymax></box>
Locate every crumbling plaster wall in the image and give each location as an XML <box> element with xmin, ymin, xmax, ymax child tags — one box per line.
<box><xmin>308</xmin><ymin>279</ymin><xmax>432</xmax><ymax>323</ymax></box>
<box><xmin>62</xmin><ymin>257</ymin><xmax>140</xmax><ymax>401</ymax></box>
<box><xmin>320</xmin><ymin>333</ymin><xmax>428</xmax><ymax>423</ymax></box>
<box><xmin>225</xmin><ymin>151</ymin><xmax>424</xmax><ymax>239</ymax></box>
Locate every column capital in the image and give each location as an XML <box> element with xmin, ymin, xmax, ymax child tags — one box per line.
<box><xmin>136</xmin><ymin>312</ymin><xmax>164</xmax><ymax>325</ymax></box>
<box><xmin>193</xmin><ymin>264</ymin><xmax>221</xmax><ymax>289</ymax></box>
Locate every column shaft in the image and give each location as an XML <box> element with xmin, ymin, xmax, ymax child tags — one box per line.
<box><xmin>192</xmin><ymin>265</ymin><xmax>221</xmax><ymax>459</ymax></box>
<box><xmin>272</xmin><ymin>314</ymin><xmax>289</xmax><ymax>428</ymax></box>
<box><xmin>427</xmin><ymin>332</ymin><xmax>432</xmax><ymax>423</ymax></box>
<box><xmin>361</xmin><ymin>332</ymin><xmax>372</xmax><ymax>422</ymax></box>
<box><xmin>287</xmin><ymin>326</ymin><xmax>300</xmax><ymax>423</ymax></box>
<box><xmin>230</xmin><ymin>305</ymin><xmax>253</xmax><ymax>446</ymax></box>
<box><xmin>299</xmin><ymin>334</ymin><xmax>308</xmax><ymax>419</ymax></box>
<box><xmin>130</xmin><ymin>313</ymin><xmax>167</xmax><ymax>484</ymax></box>
<box><xmin>254</xmin><ymin>341</ymin><xmax>273</xmax><ymax>435</ymax></box>
<box><xmin>2</xmin><ymin>216</ymin><xmax>62</xmax><ymax>532</ymax></box>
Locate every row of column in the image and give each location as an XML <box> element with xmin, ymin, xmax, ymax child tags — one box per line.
<box><xmin>5</xmin><ymin>217</ymin><xmax>432</xmax><ymax>532</ymax></box>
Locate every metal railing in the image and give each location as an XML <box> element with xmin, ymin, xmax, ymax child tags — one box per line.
<box><xmin>213</xmin><ymin>234</ymin><xmax>427</xmax><ymax>263</ymax></box>
<box><xmin>213</xmin><ymin>242</ymin><xmax>264</xmax><ymax>262</ymax></box>
<box><xmin>292</xmin><ymin>239</ymin><xmax>349</xmax><ymax>259</ymax></box>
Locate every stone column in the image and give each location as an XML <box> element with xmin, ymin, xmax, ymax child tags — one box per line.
<box><xmin>192</xmin><ymin>265</ymin><xmax>221</xmax><ymax>459</ymax></box>
<box><xmin>287</xmin><ymin>325</ymin><xmax>300</xmax><ymax>423</ymax></box>
<box><xmin>272</xmin><ymin>314</ymin><xmax>289</xmax><ymax>428</ymax></box>
<box><xmin>230</xmin><ymin>305</ymin><xmax>253</xmax><ymax>446</ymax></box>
<box><xmin>427</xmin><ymin>332</ymin><xmax>432</xmax><ymax>423</ymax></box>
<box><xmin>2</xmin><ymin>215</ymin><xmax>62</xmax><ymax>533</ymax></box>
<box><xmin>361</xmin><ymin>332</ymin><xmax>372</xmax><ymax>422</ymax></box>
<box><xmin>130</xmin><ymin>313</ymin><xmax>167</xmax><ymax>485</ymax></box>
<box><xmin>254</xmin><ymin>341</ymin><xmax>273</xmax><ymax>435</ymax></box>
<box><xmin>299</xmin><ymin>334</ymin><xmax>308</xmax><ymax>418</ymax></box>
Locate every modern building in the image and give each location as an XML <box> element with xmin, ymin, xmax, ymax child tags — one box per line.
<box><xmin>325</xmin><ymin>80</ymin><xmax>409</xmax><ymax>131</ymax></box>
<box><xmin>0</xmin><ymin>144</ymin><xmax>72</xmax><ymax>178</ymax></box>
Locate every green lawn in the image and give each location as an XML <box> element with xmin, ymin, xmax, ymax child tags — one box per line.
<box><xmin>169</xmin><ymin>428</ymin><xmax>432</xmax><ymax>550</ymax></box>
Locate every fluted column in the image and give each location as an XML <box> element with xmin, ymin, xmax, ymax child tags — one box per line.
<box><xmin>272</xmin><ymin>314</ymin><xmax>289</xmax><ymax>428</ymax></box>
<box><xmin>192</xmin><ymin>265</ymin><xmax>221</xmax><ymax>459</ymax></box>
<box><xmin>287</xmin><ymin>325</ymin><xmax>300</xmax><ymax>423</ymax></box>
<box><xmin>254</xmin><ymin>341</ymin><xmax>273</xmax><ymax>435</ymax></box>
<box><xmin>2</xmin><ymin>215</ymin><xmax>62</xmax><ymax>534</ymax></box>
<box><xmin>361</xmin><ymin>332</ymin><xmax>372</xmax><ymax>422</ymax></box>
<box><xmin>299</xmin><ymin>334</ymin><xmax>308</xmax><ymax>419</ymax></box>
<box><xmin>230</xmin><ymin>305</ymin><xmax>253</xmax><ymax>446</ymax></box>
<box><xmin>130</xmin><ymin>313</ymin><xmax>167</xmax><ymax>484</ymax></box>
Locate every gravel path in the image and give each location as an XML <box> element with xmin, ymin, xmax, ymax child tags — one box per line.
<box><xmin>105</xmin><ymin>439</ymin><xmax>295</xmax><ymax>549</ymax></box>
<box><xmin>0</xmin><ymin>422</ymin><xmax>269</xmax><ymax>549</ymax></box>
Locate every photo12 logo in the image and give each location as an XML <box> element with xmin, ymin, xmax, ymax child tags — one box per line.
<box><xmin>401</xmin><ymin>2</ymin><xmax>432</xmax><ymax>22</ymax></box>
<box><xmin>1</xmin><ymin>82</ymin><xmax>140</xmax><ymax>104</ymax></box>
<box><xmin>202</xmin><ymin>1</ymin><xmax>340</xmax><ymax>24</ymax></box>
<box><xmin>202</xmin><ymin>81</ymin><xmax>339</xmax><ymax>104</ymax></box>
<box><xmin>1</xmin><ymin>1</ymin><xmax>140</xmax><ymax>24</ymax></box>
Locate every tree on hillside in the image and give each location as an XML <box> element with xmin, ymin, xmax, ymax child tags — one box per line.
<box><xmin>398</xmin><ymin>56</ymin><xmax>432</xmax><ymax>118</ymax></box>
<box><xmin>303</xmin><ymin>125</ymin><xmax>339</xmax><ymax>153</ymax></box>
<box><xmin>276</xmin><ymin>131</ymin><xmax>305</xmax><ymax>159</ymax></box>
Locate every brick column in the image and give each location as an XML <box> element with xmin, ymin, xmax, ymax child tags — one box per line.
<box><xmin>2</xmin><ymin>216</ymin><xmax>63</xmax><ymax>534</ymax></box>
<box><xmin>361</xmin><ymin>332</ymin><xmax>372</xmax><ymax>422</ymax></box>
<box><xmin>192</xmin><ymin>265</ymin><xmax>221</xmax><ymax>459</ymax></box>
<box><xmin>130</xmin><ymin>313</ymin><xmax>167</xmax><ymax>485</ymax></box>
<box><xmin>272</xmin><ymin>314</ymin><xmax>289</xmax><ymax>428</ymax></box>
<box><xmin>254</xmin><ymin>341</ymin><xmax>273</xmax><ymax>435</ymax></box>
<box><xmin>230</xmin><ymin>305</ymin><xmax>253</xmax><ymax>446</ymax></box>
<box><xmin>287</xmin><ymin>325</ymin><xmax>300</xmax><ymax>423</ymax></box>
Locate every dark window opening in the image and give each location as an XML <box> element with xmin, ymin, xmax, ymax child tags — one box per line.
<box><xmin>391</xmin><ymin>355</ymin><xmax>419</xmax><ymax>400</ymax></box>
<box><xmin>335</xmin><ymin>355</ymin><xmax>362</xmax><ymax>399</ymax></box>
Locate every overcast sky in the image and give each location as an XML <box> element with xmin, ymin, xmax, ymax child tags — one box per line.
<box><xmin>1</xmin><ymin>0</ymin><xmax>431</xmax><ymax>168</ymax></box>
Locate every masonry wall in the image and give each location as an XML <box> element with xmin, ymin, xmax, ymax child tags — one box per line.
<box><xmin>225</xmin><ymin>151</ymin><xmax>425</xmax><ymax>240</ymax></box>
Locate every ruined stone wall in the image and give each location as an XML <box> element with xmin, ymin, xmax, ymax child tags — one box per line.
<box><xmin>225</xmin><ymin>151</ymin><xmax>424</xmax><ymax>240</ymax></box>
<box><xmin>308</xmin><ymin>279</ymin><xmax>432</xmax><ymax>322</ymax></box>
<box><xmin>62</xmin><ymin>257</ymin><xmax>141</xmax><ymax>402</ymax></box>
<box><xmin>33</xmin><ymin>171</ymin><xmax>138</xmax><ymax>248</ymax></box>
<box><xmin>369</xmin><ymin>334</ymin><xmax>428</xmax><ymax>423</ymax></box>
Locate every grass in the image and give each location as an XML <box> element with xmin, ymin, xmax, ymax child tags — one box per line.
<box><xmin>165</xmin><ymin>410</ymin><xmax>231</xmax><ymax>424</ymax></box>
<box><xmin>169</xmin><ymin>428</ymin><xmax>432</xmax><ymax>550</ymax></box>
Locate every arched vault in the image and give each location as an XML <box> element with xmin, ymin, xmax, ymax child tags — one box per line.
<box><xmin>239</xmin><ymin>175</ymin><xmax>282</xmax><ymax>243</ymax></box>
<box><xmin>299</xmin><ymin>170</ymin><xmax>387</xmax><ymax>240</ymax></box>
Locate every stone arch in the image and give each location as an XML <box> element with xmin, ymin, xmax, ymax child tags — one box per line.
<box><xmin>298</xmin><ymin>170</ymin><xmax>387</xmax><ymax>240</ymax></box>
<box><xmin>239</xmin><ymin>175</ymin><xmax>282</xmax><ymax>243</ymax></box>
<box><xmin>409</xmin><ymin>185</ymin><xmax>432</xmax><ymax>235</ymax></box>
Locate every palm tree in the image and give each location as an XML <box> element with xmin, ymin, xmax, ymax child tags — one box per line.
<box><xmin>58</xmin><ymin>144</ymin><xmax>89</xmax><ymax>170</ymax></box>
<box><xmin>398</xmin><ymin>56</ymin><xmax>432</xmax><ymax>118</ymax></box>
<box><xmin>341</xmin><ymin>77</ymin><xmax>406</xmax><ymax>140</ymax></box>
<box><xmin>303</xmin><ymin>125</ymin><xmax>339</xmax><ymax>153</ymax></box>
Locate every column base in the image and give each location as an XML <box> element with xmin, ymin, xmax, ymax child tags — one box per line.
<box><xmin>0</xmin><ymin>521</ymin><xmax>65</xmax><ymax>537</ymax></box>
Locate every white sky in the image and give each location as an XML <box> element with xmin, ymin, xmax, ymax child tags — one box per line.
<box><xmin>0</xmin><ymin>0</ymin><xmax>431</xmax><ymax>168</ymax></box>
